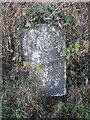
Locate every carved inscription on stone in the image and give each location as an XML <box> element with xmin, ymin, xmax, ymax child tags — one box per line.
<box><xmin>20</xmin><ymin>24</ymin><xmax>66</xmax><ymax>96</ymax></box>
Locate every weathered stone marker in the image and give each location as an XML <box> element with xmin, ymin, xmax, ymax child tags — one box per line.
<box><xmin>20</xmin><ymin>24</ymin><xmax>66</xmax><ymax>96</ymax></box>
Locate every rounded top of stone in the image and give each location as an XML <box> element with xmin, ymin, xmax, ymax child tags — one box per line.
<box><xmin>20</xmin><ymin>23</ymin><xmax>62</xmax><ymax>39</ymax></box>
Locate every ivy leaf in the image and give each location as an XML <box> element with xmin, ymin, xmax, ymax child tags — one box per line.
<box><xmin>25</xmin><ymin>21</ymin><xmax>31</xmax><ymax>28</ymax></box>
<box><xmin>63</xmin><ymin>23</ymin><xmax>70</xmax><ymax>27</ymax></box>
<box><xmin>39</xmin><ymin>64</ymin><xmax>43</xmax><ymax>69</ymax></box>
<box><xmin>52</xmin><ymin>21</ymin><xmax>58</xmax><ymax>27</ymax></box>
<box><xmin>37</xmin><ymin>7</ymin><xmax>44</xmax><ymax>14</ymax></box>
<box><xmin>60</xmin><ymin>47</ymin><xmax>68</xmax><ymax>56</ymax></box>
<box><xmin>59</xmin><ymin>11</ymin><xmax>65</xmax><ymax>18</ymax></box>
<box><xmin>65</xmin><ymin>16</ymin><xmax>72</xmax><ymax>24</ymax></box>
<box><xmin>47</xmin><ymin>4</ymin><xmax>56</xmax><ymax>12</ymax></box>
<box><xmin>32</xmin><ymin>14</ymin><xmax>39</xmax><ymax>21</ymax></box>
<box><xmin>74</xmin><ymin>41</ymin><xmax>80</xmax><ymax>52</ymax></box>
<box><xmin>33</xmin><ymin>64</ymin><xmax>38</xmax><ymax>71</ymax></box>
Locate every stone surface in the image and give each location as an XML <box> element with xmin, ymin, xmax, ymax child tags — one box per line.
<box><xmin>20</xmin><ymin>24</ymin><xmax>66</xmax><ymax>96</ymax></box>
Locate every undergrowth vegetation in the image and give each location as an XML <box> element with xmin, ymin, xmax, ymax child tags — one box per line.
<box><xmin>2</xmin><ymin>2</ymin><xmax>90</xmax><ymax>119</ymax></box>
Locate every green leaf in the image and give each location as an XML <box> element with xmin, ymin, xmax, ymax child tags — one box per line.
<box><xmin>59</xmin><ymin>11</ymin><xmax>65</xmax><ymax>18</ymax></box>
<box><xmin>34</xmin><ymin>15</ymin><xmax>39</xmax><ymax>20</ymax></box>
<box><xmin>56</xmin><ymin>102</ymin><xmax>64</xmax><ymax>111</ymax></box>
<box><xmin>33</xmin><ymin>66</ymin><xmax>37</xmax><ymax>71</ymax></box>
<box><xmin>60</xmin><ymin>47</ymin><xmax>68</xmax><ymax>56</ymax></box>
<box><xmin>37</xmin><ymin>7</ymin><xmax>44</xmax><ymax>14</ymax></box>
<box><xmin>63</xmin><ymin>23</ymin><xmax>70</xmax><ymax>27</ymax></box>
<box><xmin>74</xmin><ymin>41</ymin><xmax>80</xmax><ymax>52</ymax></box>
<box><xmin>39</xmin><ymin>64</ymin><xmax>43</xmax><ymax>69</ymax></box>
<box><xmin>25</xmin><ymin>21</ymin><xmax>31</xmax><ymax>28</ymax></box>
<box><xmin>52</xmin><ymin>21</ymin><xmax>58</xmax><ymax>27</ymax></box>
<box><xmin>16</xmin><ymin>110</ymin><xmax>20</xmax><ymax>119</ymax></box>
<box><xmin>47</xmin><ymin>4</ymin><xmax>56</xmax><ymax>12</ymax></box>
<box><xmin>65</xmin><ymin>16</ymin><xmax>72</xmax><ymax>24</ymax></box>
<box><xmin>66</xmin><ymin>50</ymin><xmax>70</xmax><ymax>60</ymax></box>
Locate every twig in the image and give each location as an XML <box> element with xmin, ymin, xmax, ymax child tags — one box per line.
<box><xmin>46</xmin><ymin>3</ymin><xmax>65</xmax><ymax>19</ymax></box>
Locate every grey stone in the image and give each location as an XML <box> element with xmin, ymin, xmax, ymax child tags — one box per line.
<box><xmin>20</xmin><ymin>24</ymin><xmax>66</xmax><ymax>96</ymax></box>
